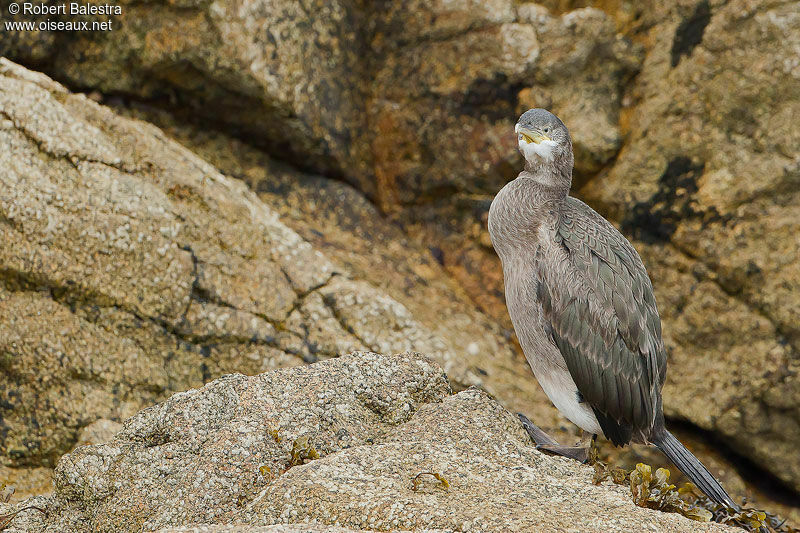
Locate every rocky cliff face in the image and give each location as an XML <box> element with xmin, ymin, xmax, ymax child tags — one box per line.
<box><xmin>1</xmin><ymin>0</ymin><xmax>799</xmax><ymax>526</ymax></box>
<box><xmin>580</xmin><ymin>0</ymin><xmax>800</xmax><ymax>497</ymax></box>
<box><xmin>0</xmin><ymin>58</ymin><xmax>549</xmax><ymax>501</ymax></box>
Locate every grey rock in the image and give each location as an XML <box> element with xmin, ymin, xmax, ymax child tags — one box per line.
<box><xmin>0</xmin><ymin>0</ymin><xmax>638</xmax><ymax>205</ymax></box>
<box><xmin>155</xmin><ymin>526</ymin><xmax>386</xmax><ymax>533</ymax></box>
<box><xmin>73</xmin><ymin>420</ymin><xmax>124</xmax><ymax>449</ymax></box>
<box><xmin>2</xmin><ymin>352</ymin><xmax>735</xmax><ymax>533</ymax></box>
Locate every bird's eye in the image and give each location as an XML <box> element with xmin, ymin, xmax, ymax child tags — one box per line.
<box><xmin>543</xmin><ymin>127</ymin><xmax>549</xmax><ymax>133</ymax></box>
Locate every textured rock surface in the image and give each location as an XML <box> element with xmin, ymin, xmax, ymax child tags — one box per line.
<box><xmin>0</xmin><ymin>59</ymin><xmax>546</xmax><ymax>493</ymax></box>
<box><xmin>0</xmin><ymin>0</ymin><xmax>639</xmax><ymax>208</ymax></box>
<box><xmin>40</xmin><ymin>352</ymin><xmax>448</xmax><ymax>532</ymax></box>
<box><xmin>0</xmin><ymin>352</ymin><xmax>735</xmax><ymax>533</ymax></box>
<box><xmin>243</xmin><ymin>387</ymin><xmax>731</xmax><ymax>533</ymax></box>
<box><xmin>156</xmin><ymin>527</ymin><xmax>377</xmax><ymax>533</ymax></box>
<box><xmin>123</xmin><ymin>107</ymin><xmax>556</xmax><ymax>428</ymax></box>
<box><xmin>577</xmin><ymin>0</ymin><xmax>800</xmax><ymax>493</ymax></box>
<box><xmin>0</xmin><ymin>0</ymin><xmax>370</xmax><ymax>186</ymax></box>
<box><xmin>73</xmin><ymin>419</ymin><xmax>124</xmax><ymax>448</ymax></box>
<box><xmin>0</xmin><ymin>55</ymin><xmax>315</xmax><ymax>471</ymax></box>
<box><xmin>369</xmin><ymin>4</ymin><xmax>639</xmax><ymax>206</ymax></box>
<box><xmin>0</xmin><ymin>465</ymin><xmax>52</xmax><ymax>502</ymax></box>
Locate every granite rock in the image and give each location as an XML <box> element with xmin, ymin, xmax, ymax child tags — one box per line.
<box><xmin>0</xmin><ymin>352</ymin><xmax>736</xmax><ymax>533</ymax></box>
<box><xmin>0</xmin><ymin>60</ymin><xmax>539</xmax><ymax>495</ymax></box>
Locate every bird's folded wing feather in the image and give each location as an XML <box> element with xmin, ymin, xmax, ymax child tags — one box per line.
<box><xmin>536</xmin><ymin>197</ymin><xmax>667</xmax><ymax>443</ymax></box>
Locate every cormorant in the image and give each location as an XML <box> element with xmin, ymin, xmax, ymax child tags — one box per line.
<box><xmin>488</xmin><ymin>108</ymin><xmax>737</xmax><ymax>509</ymax></box>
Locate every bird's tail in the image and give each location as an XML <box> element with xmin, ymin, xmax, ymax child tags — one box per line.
<box><xmin>651</xmin><ymin>428</ymin><xmax>739</xmax><ymax>510</ymax></box>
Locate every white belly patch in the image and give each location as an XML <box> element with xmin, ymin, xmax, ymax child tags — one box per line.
<box><xmin>535</xmin><ymin>367</ymin><xmax>603</xmax><ymax>435</ymax></box>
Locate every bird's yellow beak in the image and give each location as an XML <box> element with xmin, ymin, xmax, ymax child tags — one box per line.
<box><xmin>515</xmin><ymin>125</ymin><xmax>550</xmax><ymax>144</ymax></box>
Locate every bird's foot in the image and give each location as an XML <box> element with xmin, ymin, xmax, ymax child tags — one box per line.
<box><xmin>517</xmin><ymin>413</ymin><xmax>594</xmax><ymax>464</ymax></box>
<box><xmin>535</xmin><ymin>443</ymin><xmax>591</xmax><ymax>463</ymax></box>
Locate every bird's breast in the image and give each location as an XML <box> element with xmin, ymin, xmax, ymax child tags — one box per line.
<box><xmin>488</xmin><ymin>187</ymin><xmax>550</xmax><ymax>262</ymax></box>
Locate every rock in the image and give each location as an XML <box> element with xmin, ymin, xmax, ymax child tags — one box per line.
<box><xmin>122</xmin><ymin>112</ymin><xmax>555</xmax><ymax>426</ymax></box>
<box><xmin>156</xmin><ymin>527</ymin><xmax>378</xmax><ymax>533</ymax></box>
<box><xmin>40</xmin><ymin>352</ymin><xmax>449</xmax><ymax>532</ymax></box>
<box><xmin>0</xmin><ymin>0</ymin><xmax>370</xmax><ymax>188</ymax></box>
<box><xmin>0</xmin><ymin>60</ymin><xmax>490</xmax><ymax>467</ymax></box>
<box><xmin>0</xmin><ymin>0</ymin><xmax>639</xmax><ymax>206</ymax></box>
<box><xmin>578</xmin><ymin>0</ymin><xmax>800</xmax><ymax>492</ymax></box>
<box><xmin>370</xmin><ymin>4</ymin><xmax>639</xmax><ymax>205</ymax></box>
<box><xmin>0</xmin><ymin>55</ymin><xmax>312</xmax><ymax>471</ymax></box>
<box><xmin>0</xmin><ymin>59</ymin><xmax>550</xmax><ymax>494</ymax></box>
<box><xmin>244</xmin><ymin>386</ymin><xmax>731</xmax><ymax>533</ymax></box>
<box><xmin>0</xmin><ymin>466</ymin><xmax>52</xmax><ymax>503</ymax></box>
<box><xmin>0</xmin><ymin>352</ymin><xmax>736</xmax><ymax>533</ymax></box>
<box><xmin>0</xmin><ymin>418</ymin><xmax>126</xmax><ymax>504</ymax></box>
<box><xmin>73</xmin><ymin>420</ymin><xmax>124</xmax><ymax>448</ymax></box>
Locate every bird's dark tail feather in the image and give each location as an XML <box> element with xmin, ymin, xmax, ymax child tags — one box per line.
<box><xmin>652</xmin><ymin>429</ymin><xmax>739</xmax><ymax>510</ymax></box>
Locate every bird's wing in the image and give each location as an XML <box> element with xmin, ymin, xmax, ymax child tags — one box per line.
<box><xmin>536</xmin><ymin>197</ymin><xmax>667</xmax><ymax>445</ymax></box>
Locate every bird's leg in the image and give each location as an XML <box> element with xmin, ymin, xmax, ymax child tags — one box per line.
<box><xmin>579</xmin><ymin>432</ymin><xmax>599</xmax><ymax>464</ymax></box>
<box><xmin>518</xmin><ymin>413</ymin><xmax>593</xmax><ymax>464</ymax></box>
<box><xmin>517</xmin><ymin>413</ymin><xmax>560</xmax><ymax>447</ymax></box>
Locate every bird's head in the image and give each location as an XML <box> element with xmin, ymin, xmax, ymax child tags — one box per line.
<box><xmin>515</xmin><ymin>108</ymin><xmax>573</xmax><ymax>185</ymax></box>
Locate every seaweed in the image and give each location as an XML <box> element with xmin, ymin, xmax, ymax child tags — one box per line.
<box><xmin>592</xmin><ymin>461</ymin><xmax>798</xmax><ymax>532</ymax></box>
<box><xmin>592</xmin><ymin>461</ymin><xmax>630</xmax><ymax>485</ymax></box>
<box><xmin>257</xmin><ymin>464</ymin><xmax>276</xmax><ymax>483</ymax></box>
<box><xmin>267</xmin><ymin>427</ymin><xmax>319</xmax><ymax>467</ymax></box>
<box><xmin>269</xmin><ymin>428</ymin><xmax>282</xmax><ymax>444</ymax></box>
<box><xmin>289</xmin><ymin>434</ymin><xmax>320</xmax><ymax>467</ymax></box>
<box><xmin>254</xmin><ymin>429</ymin><xmax>320</xmax><ymax>489</ymax></box>
<box><xmin>680</xmin><ymin>485</ymin><xmax>797</xmax><ymax>533</ymax></box>
<box><xmin>630</xmin><ymin>464</ymin><xmax>714</xmax><ymax>521</ymax></box>
<box><xmin>411</xmin><ymin>471</ymin><xmax>450</xmax><ymax>492</ymax></box>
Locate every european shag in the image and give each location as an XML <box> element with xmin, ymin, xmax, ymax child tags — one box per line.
<box><xmin>488</xmin><ymin>108</ymin><xmax>737</xmax><ymax>509</ymax></box>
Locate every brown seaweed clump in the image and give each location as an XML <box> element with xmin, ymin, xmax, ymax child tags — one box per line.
<box><xmin>593</xmin><ymin>462</ymin><xmax>797</xmax><ymax>533</ymax></box>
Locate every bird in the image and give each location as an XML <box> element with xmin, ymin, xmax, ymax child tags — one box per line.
<box><xmin>487</xmin><ymin>108</ymin><xmax>737</xmax><ymax>509</ymax></box>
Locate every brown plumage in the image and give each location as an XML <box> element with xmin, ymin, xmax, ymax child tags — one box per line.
<box><xmin>488</xmin><ymin>108</ymin><xmax>737</xmax><ymax>509</ymax></box>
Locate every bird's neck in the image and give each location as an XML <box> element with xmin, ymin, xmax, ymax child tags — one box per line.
<box><xmin>523</xmin><ymin>153</ymin><xmax>573</xmax><ymax>193</ymax></box>
<box><xmin>518</xmin><ymin>170</ymin><xmax>570</xmax><ymax>206</ymax></box>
